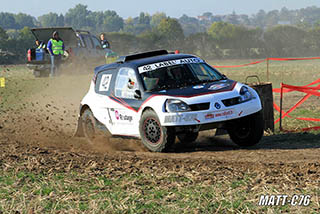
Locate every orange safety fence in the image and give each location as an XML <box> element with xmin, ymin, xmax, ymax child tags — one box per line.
<box><xmin>213</xmin><ymin>56</ymin><xmax>320</xmax><ymax>68</ymax></box>
<box><xmin>214</xmin><ymin>59</ymin><xmax>266</xmax><ymax>68</ymax></box>
<box><xmin>272</xmin><ymin>79</ymin><xmax>320</xmax><ymax>132</ymax></box>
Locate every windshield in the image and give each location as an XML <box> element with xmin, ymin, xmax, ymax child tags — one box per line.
<box><xmin>140</xmin><ymin>63</ymin><xmax>223</xmax><ymax>91</ymax></box>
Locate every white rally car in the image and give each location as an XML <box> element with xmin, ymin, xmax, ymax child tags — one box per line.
<box><xmin>75</xmin><ymin>50</ymin><xmax>264</xmax><ymax>152</ymax></box>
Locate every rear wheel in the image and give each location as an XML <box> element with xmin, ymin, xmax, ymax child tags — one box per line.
<box><xmin>139</xmin><ymin>109</ymin><xmax>175</xmax><ymax>152</ymax></box>
<box><xmin>178</xmin><ymin>132</ymin><xmax>198</xmax><ymax>143</ymax></box>
<box><xmin>81</xmin><ymin>108</ymin><xmax>97</xmax><ymax>143</ymax></box>
<box><xmin>227</xmin><ymin>111</ymin><xmax>264</xmax><ymax>147</ymax></box>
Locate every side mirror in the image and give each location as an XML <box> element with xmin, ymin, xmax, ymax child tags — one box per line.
<box><xmin>134</xmin><ymin>90</ymin><xmax>142</xmax><ymax>99</ymax></box>
<box><xmin>222</xmin><ymin>74</ymin><xmax>227</xmax><ymax>79</ymax></box>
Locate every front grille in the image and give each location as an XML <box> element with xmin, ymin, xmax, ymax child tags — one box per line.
<box><xmin>189</xmin><ymin>102</ymin><xmax>210</xmax><ymax>111</ymax></box>
<box><xmin>222</xmin><ymin>97</ymin><xmax>241</xmax><ymax>107</ymax></box>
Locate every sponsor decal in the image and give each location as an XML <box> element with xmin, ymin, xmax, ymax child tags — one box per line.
<box><xmin>214</xmin><ymin>110</ymin><xmax>233</xmax><ymax>117</ymax></box>
<box><xmin>193</xmin><ymin>85</ymin><xmax>204</xmax><ymax>89</ymax></box>
<box><xmin>138</xmin><ymin>58</ymin><xmax>204</xmax><ymax>73</ymax></box>
<box><xmin>164</xmin><ymin>113</ymin><xmax>198</xmax><ymax>123</ymax></box>
<box><xmin>208</xmin><ymin>83</ymin><xmax>230</xmax><ymax>91</ymax></box>
<box><xmin>114</xmin><ymin>110</ymin><xmax>133</xmax><ymax>122</ymax></box>
<box><xmin>205</xmin><ymin>113</ymin><xmax>214</xmax><ymax>119</ymax></box>
<box><xmin>214</xmin><ymin>102</ymin><xmax>221</xmax><ymax>109</ymax></box>
<box><xmin>99</xmin><ymin>74</ymin><xmax>112</xmax><ymax>91</ymax></box>
<box><xmin>204</xmin><ymin>110</ymin><xmax>234</xmax><ymax>120</ymax></box>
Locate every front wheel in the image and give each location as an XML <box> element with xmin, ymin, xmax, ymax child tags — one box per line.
<box><xmin>227</xmin><ymin>111</ymin><xmax>264</xmax><ymax>147</ymax></box>
<box><xmin>139</xmin><ymin>109</ymin><xmax>175</xmax><ymax>152</ymax></box>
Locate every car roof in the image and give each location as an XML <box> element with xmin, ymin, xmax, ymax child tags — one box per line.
<box><xmin>94</xmin><ymin>63</ymin><xmax>120</xmax><ymax>75</ymax></box>
<box><xmin>128</xmin><ymin>53</ymin><xmax>198</xmax><ymax>68</ymax></box>
<box><xmin>94</xmin><ymin>51</ymin><xmax>199</xmax><ymax>75</ymax></box>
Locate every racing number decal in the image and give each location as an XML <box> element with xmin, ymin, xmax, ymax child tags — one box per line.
<box><xmin>99</xmin><ymin>74</ymin><xmax>112</xmax><ymax>91</ymax></box>
<box><xmin>138</xmin><ymin>58</ymin><xmax>204</xmax><ymax>73</ymax></box>
<box><xmin>142</xmin><ymin>65</ymin><xmax>152</xmax><ymax>72</ymax></box>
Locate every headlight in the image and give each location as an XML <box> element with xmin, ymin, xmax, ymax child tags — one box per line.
<box><xmin>239</xmin><ymin>86</ymin><xmax>253</xmax><ymax>103</ymax></box>
<box><xmin>165</xmin><ymin>99</ymin><xmax>191</xmax><ymax>112</ymax></box>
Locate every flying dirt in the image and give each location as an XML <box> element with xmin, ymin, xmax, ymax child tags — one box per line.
<box><xmin>0</xmin><ymin>66</ymin><xmax>319</xmax><ymax>161</ymax></box>
<box><xmin>1</xmin><ymin>65</ymin><xmax>320</xmax><ymax>212</ymax></box>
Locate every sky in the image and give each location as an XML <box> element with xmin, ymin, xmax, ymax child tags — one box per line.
<box><xmin>1</xmin><ymin>0</ymin><xmax>320</xmax><ymax>18</ymax></box>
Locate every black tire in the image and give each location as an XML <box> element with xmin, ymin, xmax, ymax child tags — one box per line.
<box><xmin>227</xmin><ymin>111</ymin><xmax>264</xmax><ymax>147</ymax></box>
<box><xmin>139</xmin><ymin>109</ymin><xmax>175</xmax><ymax>152</ymax></box>
<box><xmin>81</xmin><ymin>108</ymin><xmax>97</xmax><ymax>143</ymax></box>
<box><xmin>178</xmin><ymin>132</ymin><xmax>198</xmax><ymax>143</ymax></box>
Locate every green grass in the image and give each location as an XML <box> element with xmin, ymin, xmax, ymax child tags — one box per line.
<box><xmin>0</xmin><ymin>167</ymin><xmax>317</xmax><ymax>213</ymax></box>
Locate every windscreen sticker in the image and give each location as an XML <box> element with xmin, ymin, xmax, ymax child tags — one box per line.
<box><xmin>138</xmin><ymin>58</ymin><xmax>204</xmax><ymax>73</ymax></box>
<box><xmin>99</xmin><ymin>74</ymin><xmax>112</xmax><ymax>91</ymax></box>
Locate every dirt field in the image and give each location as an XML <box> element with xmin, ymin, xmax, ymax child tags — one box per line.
<box><xmin>0</xmin><ymin>65</ymin><xmax>319</xmax><ymax>213</ymax></box>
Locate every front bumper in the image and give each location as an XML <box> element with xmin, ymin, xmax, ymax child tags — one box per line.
<box><xmin>160</xmin><ymin>98</ymin><xmax>261</xmax><ymax>126</ymax></box>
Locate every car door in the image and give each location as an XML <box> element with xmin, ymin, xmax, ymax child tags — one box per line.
<box><xmin>93</xmin><ymin>68</ymin><xmax>117</xmax><ymax>134</ymax></box>
<box><xmin>74</xmin><ymin>34</ymin><xmax>91</xmax><ymax>60</ymax></box>
<box><xmin>81</xmin><ymin>34</ymin><xmax>95</xmax><ymax>58</ymax></box>
<box><xmin>108</xmin><ymin>67</ymin><xmax>144</xmax><ymax>137</ymax></box>
<box><xmin>91</xmin><ymin>35</ymin><xmax>106</xmax><ymax>61</ymax></box>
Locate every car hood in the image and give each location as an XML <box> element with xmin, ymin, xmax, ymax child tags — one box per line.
<box><xmin>30</xmin><ymin>27</ymin><xmax>79</xmax><ymax>47</ymax></box>
<box><xmin>153</xmin><ymin>79</ymin><xmax>237</xmax><ymax>97</ymax></box>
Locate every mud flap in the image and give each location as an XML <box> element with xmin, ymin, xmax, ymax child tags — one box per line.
<box><xmin>74</xmin><ymin>117</ymin><xmax>84</xmax><ymax>137</ymax></box>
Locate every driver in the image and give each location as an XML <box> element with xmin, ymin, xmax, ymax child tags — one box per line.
<box><xmin>171</xmin><ymin>66</ymin><xmax>183</xmax><ymax>80</ymax></box>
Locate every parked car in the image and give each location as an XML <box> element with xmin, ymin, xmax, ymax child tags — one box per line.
<box><xmin>26</xmin><ymin>27</ymin><xmax>112</xmax><ymax>77</ymax></box>
<box><xmin>75</xmin><ymin>50</ymin><xmax>264</xmax><ymax>152</ymax></box>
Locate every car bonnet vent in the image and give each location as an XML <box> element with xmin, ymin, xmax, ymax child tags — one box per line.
<box><xmin>117</xmin><ymin>50</ymin><xmax>168</xmax><ymax>63</ymax></box>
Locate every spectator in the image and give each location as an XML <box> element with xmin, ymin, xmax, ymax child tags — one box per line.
<box><xmin>35</xmin><ymin>39</ymin><xmax>45</xmax><ymax>49</ymax></box>
<box><xmin>47</xmin><ymin>31</ymin><xmax>64</xmax><ymax>77</ymax></box>
<box><xmin>100</xmin><ymin>33</ymin><xmax>110</xmax><ymax>49</ymax></box>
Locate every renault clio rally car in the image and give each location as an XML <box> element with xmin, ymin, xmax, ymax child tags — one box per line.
<box><xmin>75</xmin><ymin>50</ymin><xmax>264</xmax><ymax>152</ymax></box>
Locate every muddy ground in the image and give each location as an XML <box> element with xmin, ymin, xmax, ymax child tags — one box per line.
<box><xmin>0</xmin><ymin>68</ymin><xmax>320</xmax><ymax>212</ymax></box>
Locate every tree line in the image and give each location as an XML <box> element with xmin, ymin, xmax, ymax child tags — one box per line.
<box><xmin>2</xmin><ymin>4</ymin><xmax>320</xmax><ymax>64</ymax></box>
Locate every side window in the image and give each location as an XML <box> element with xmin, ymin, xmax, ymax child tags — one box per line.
<box><xmin>76</xmin><ymin>34</ymin><xmax>85</xmax><ymax>47</ymax></box>
<box><xmin>115</xmin><ymin>68</ymin><xmax>139</xmax><ymax>99</ymax></box>
<box><xmin>91</xmin><ymin>36</ymin><xmax>102</xmax><ymax>49</ymax></box>
<box><xmin>82</xmin><ymin>35</ymin><xmax>93</xmax><ymax>49</ymax></box>
<box><xmin>95</xmin><ymin>70</ymin><xmax>114</xmax><ymax>95</ymax></box>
